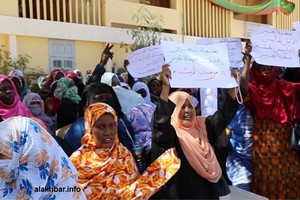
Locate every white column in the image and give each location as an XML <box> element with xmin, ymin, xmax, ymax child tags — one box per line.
<box><xmin>9</xmin><ymin>35</ymin><xmax>17</xmax><ymax>61</ymax></box>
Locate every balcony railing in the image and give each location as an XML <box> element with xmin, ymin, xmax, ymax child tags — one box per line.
<box><xmin>18</xmin><ymin>0</ymin><xmax>236</xmax><ymax>38</ymax></box>
<box><xmin>19</xmin><ymin>0</ymin><xmax>102</xmax><ymax>25</ymax></box>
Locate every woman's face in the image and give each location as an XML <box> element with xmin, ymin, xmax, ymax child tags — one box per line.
<box><xmin>29</xmin><ymin>101</ymin><xmax>42</xmax><ymax>116</ymax></box>
<box><xmin>136</xmin><ymin>88</ymin><xmax>147</xmax><ymax>98</ymax></box>
<box><xmin>92</xmin><ymin>113</ymin><xmax>117</xmax><ymax>149</ymax></box>
<box><xmin>11</xmin><ymin>77</ymin><xmax>23</xmax><ymax>95</ymax></box>
<box><xmin>178</xmin><ymin>99</ymin><xmax>194</xmax><ymax>122</ymax></box>
<box><xmin>0</xmin><ymin>80</ymin><xmax>15</xmax><ymax>105</ymax></box>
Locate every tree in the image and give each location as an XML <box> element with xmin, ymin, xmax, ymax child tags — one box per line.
<box><xmin>0</xmin><ymin>46</ymin><xmax>45</xmax><ymax>85</ymax></box>
<box><xmin>0</xmin><ymin>46</ymin><xmax>44</xmax><ymax>75</ymax></box>
<box><xmin>121</xmin><ymin>0</ymin><xmax>171</xmax><ymax>84</ymax></box>
<box><xmin>121</xmin><ymin>0</ymin><xmax>166</xmax><ymax>52</ymax></box>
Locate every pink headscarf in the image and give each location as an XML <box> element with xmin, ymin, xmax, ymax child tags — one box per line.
<box><xmin>169</xmin><ymin>91</ymin><xmax>221</xmax><ymax>183</ymax></box>
<box><xmin>0</xmin><ymin>75</ymin><xmax>32</xmax><ymax>119</ymax></box>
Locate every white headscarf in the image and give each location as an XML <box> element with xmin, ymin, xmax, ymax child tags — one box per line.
<box><xmin>101</xmin><ymin>72</ymin><xmax>119</xmax><ymax>86</ymax></box>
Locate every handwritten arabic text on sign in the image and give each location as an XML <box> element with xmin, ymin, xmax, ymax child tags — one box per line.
<box><xmin>125</xmin><ymin>45</ymin><xmax>165</xmax><ymax>78</ymax></box>
<box><xmin>196</xmin><ymin>37</ymin><xmax>244</xmax><ymax>68</ymax></box>
<box><xmin>161</xmin><ymin>40</ymin><xmax>238</xmax><ymax>88</ymax></box>
<box><xmin>251</xmin><ymin>27</ymin><xmax>300</xmax><ymax>67</ymax></box>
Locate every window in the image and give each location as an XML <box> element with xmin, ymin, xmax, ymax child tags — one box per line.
<box><xmin>49</xmin><ymin>39</ymin><xmax>75</xmax><ymax>72</ymax></box>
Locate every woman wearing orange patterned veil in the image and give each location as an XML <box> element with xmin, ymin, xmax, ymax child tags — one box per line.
<box><xmin>150</xmin><ymin>64</ymin><xmax>240</xmax><ymax>199</ymax></box>
<box><xmin>70</xmin><ymin>102</ymin><xmax>180</xmax><ymax>200</ymax></box>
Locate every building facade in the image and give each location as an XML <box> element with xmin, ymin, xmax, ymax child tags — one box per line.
<box><xmin>0</xmin><ymin>0</ymin><xmax>299</xmax><ymax>77</ymax></box>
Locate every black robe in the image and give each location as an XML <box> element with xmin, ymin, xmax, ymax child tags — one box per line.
<box><xmin>151</xmin><ymin>93</ymin><xmax>239</xmax><ymax>199</ymax></box>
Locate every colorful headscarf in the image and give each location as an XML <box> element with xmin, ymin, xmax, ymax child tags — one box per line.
<box><xmin>169</xmin><ymin>91</ymin><xmax>221</xmax><ymax>183</ymax></box>
<box><xmin>71</xmin><ymin>102</ymin><xmax>180</xmax><ymax>200</ymax></box>
<box><xmin>0</xmin><ymin>116</ymin><xmax>86</xmax><ymax>199</ymax></box>
<box><xmin>22</xmin><ymin>93</ymin><xmax>54</xmax><ymax>134</ymax></box>
<box><xmin>0</xmin><ymin>75</ymin><xmax>32</xmax><ymax>120</ymax></box>
<box><xmin>246</xmin><ymin>62</ymin><xmax>300</xmax><ymax>124</ymax></box>
<box><xmin>43</xmin><ymin>68</ymin><xmax>65</xmax><ymax>90</ymax></box>
<box><xmin>54</xmin><ymin>77</ymin><xmax>81</xmax><ymax>104</ymax></box>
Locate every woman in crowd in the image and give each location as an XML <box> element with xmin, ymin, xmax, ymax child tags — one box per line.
<box><xmin>70</xmin><ymin>102</ymin><xmax>180</xmax><ymax>199</ymax></box>
<box><xmin>38</xmin><ymin>68</ymin><xmax>65</xmax><ymax>117</ymax></box>
<box><xmin>73</xmin><ymin>69</ymin><xmax>83</xmax><ymax>82</ymax></box>
<box><xmin>54</xmin><ymin>77</ymin><xmax>81</xmax><ymax>129</ymax></box>
<box><xmin>0</xmin><ymin>74</ymin><xmax>32</xmax><ymax>121</ymax></box>
<box><xmin>151</xmin><ymin>64</ymin><xmax>240</xmax><ymax>199</ymax></box>
<box><xmin>130</xmin><ymin>81</ymin><xmax>156</xmax><ymax>166</ymax></box>
<box><xmin>8</xmin><ymin>69</ymin><xmax>30</xmax><ymax>101</ymax></box>
<box><xmin>0</xmin><ymin>116</ymin><xmax>86</xmax><ymax>199</ymax></box>
<box><xmin>40</xmin><ymin>68</ymin><xmax>65</xmax><ymax>93</ymax></box>
<box><xmin>226</xmin><ymin>41</ymin><xmax>254</xmax><ymax>191</ymax></box>
<box><xmin>101</xmin><ymin>71</ymin><xmax>121</xmax><ymax>87</ymax></box>
<box><xmin>64</xmin><ymin>82</ymin><xmax>136</xmax><ymax>153</ymax></box>
<box><xmin>241</xmin><ymin>52</ymin><xmax>300</xmax><ymax>199</ymax></box>
<box><xmin>226</xmin><ymin>105</ymin><xmax>253</xmax><ymax>191</ymax></box>
<box><xmin>132</xmin><ymin>81</ymin><xmax>156</xmax><ymax>109</ymax></box>
<box><xmin>147</xmin><ymin>77</ymin><xmax>162</xmax><ymax>105</ymax></box>
<box><xmin>65</xmin><ymin>71</ymin><xmax>86</xmax><ymax>117</ymax></box>
<box><xmin>22</xmin><ymin>92</ymin><xmax>55</xmax><ymax>135</ymax></box>
<box><xmin>66</xmin><ymin>72</ymin><xmax>85</xmax><ymax>98</ymax></box>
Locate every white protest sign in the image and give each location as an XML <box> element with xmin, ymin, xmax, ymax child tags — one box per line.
<box><xmin>125</xmin><ymin>45</ymin><xmax>165</xmax><ymax>78</ymax></box>
<box><xmin>161</xmin><ymin>40</ymin><xmax>237</xmax><ymax>88</ymax></box>
<box><xmin>251</xmin><ymin>27</ymin><xmax>300</xmax><ymax>67</ymax></box>
<box><xmin>292</xmin><ymin>21</ymin><xmax>300</xmax><ymax>31</ymax></box>
<box><xmin>196</xmin><ymin>37</ymin><xmax>244</xmax><ymax>68</ymax></box>
<box><xmin>200</xmin><ymin>88</ymin><xmax>218</xmax><ymax>116</ymax></box>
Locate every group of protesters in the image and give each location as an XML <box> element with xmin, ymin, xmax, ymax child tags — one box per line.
<box><xmin>0</xmin><ymin>38</ymin><xmax>299</xmax><ymax>200</ymax></box>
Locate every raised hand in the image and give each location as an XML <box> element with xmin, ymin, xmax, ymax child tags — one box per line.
<box><xmin>242</xmin><ymin>41</ymin><xmax>252</xmax><ymax>64</ymax></box>
<box><xmin>161</xmin><ymin>64</ymin><xmax>171</xmax><ymax>87</ymax></box>
<box><xmin>159</xmin><ymin>64</ymin><xmax>171</xmax><ymax>102</ymax></box>
<box><xmin>100</xmin><ymin>43</ymin><xmax>114</xmax><ymax>66</ymax></box>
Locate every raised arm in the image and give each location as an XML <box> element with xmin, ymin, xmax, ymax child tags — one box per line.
<box><xmin>159</xmin><ymin>64</ymin><xmax>172</xmax><ymax>102</ymax></box>
<box><xmin>151</xmin><ymin>64</ymin><xmax>175</xmax><ymax>160</ymax></box>
<box><xmin>240</xmin><ymin>42</ymin><xmax>252</xmax><ymax>95</ymax></box>
<box><xmin>227</xmin><ymin>41</ymin><xmax>252</xmax><ymax>99</ymax></box>
<box><xmin>86</xmin><ymin>43</ymin><xmax>114</xmax><ymax>85</ymax></box>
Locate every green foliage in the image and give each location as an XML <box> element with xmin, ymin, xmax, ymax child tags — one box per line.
<box><xmin>0</xmin><ymin>48</ymin><xmax>12</xmax><ymax>75</ymax></box>
<box><xmin>0</xmin><ymin>46</ymin><xmax>44</xmax><ymax>76</ymax></box>
<box><xmin>121</xmin><ymin>0</ymin><xmax>166</xmax><ymax>52</ymax></box>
